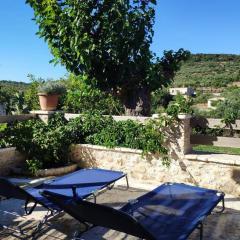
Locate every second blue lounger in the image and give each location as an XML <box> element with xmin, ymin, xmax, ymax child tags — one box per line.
<box><xmin>42</xmin><ymin>183</ymin><xmax>225</xmax><ymax>240</ymax></box>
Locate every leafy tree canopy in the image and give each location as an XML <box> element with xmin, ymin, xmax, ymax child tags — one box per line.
<box><xmin>26</xmin><ymin>0</ymin><xmax>189</xmax><ymax>115</ymax></box>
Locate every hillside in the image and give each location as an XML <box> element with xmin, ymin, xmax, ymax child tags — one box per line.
<box><xmin>2</xmin><ymin>54</ymin><xmax>240</xmax><ymax>91</ymax></box>
<box><xmin>0</xmin><ymin>80</ymin><xmax>29</xmax><ymax>92</ymax></box>
<box><xmin>174</xmin><ymin>54</ymin><xmax>240</xmax><ymax>88</ymax></box>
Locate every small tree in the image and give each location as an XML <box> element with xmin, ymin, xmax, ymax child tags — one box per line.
<box><xmin>27</xmin><ymin>0</ymin><xmax>189</xmax><ymax>115</ymax></box>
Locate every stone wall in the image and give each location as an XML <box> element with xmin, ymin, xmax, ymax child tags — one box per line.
<box><xmin>70</xmin><ymin>144</ymin><xmax>240</xmax><ymax>196</ymax></box>
<box><xmin>0</xmin><ymin>148</ymin><xmax>25</xmax><ymax>176</ymax></box>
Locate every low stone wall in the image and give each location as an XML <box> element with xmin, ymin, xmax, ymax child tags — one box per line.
<box><xmin>0</xmin><ymin>148</ymin><xmax>25</xmax><ymax>176</ymax></box>
<box><xmin>2</xmin><ymin>143</ymin><xmax>239</xmax><ymax>196</ymax></box>
<box><xmin>70</xmin><ymin>144</ymin><xmax>240</xmax><ymax>196</ymax></box>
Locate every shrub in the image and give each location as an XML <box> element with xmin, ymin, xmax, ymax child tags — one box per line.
<box><xmin>166</xmin><ymin>94</ymin><xmax>193</xmax><ymax>118</ymax></box>
<box><xmin>4</xmin><ymin>114</ymin><xmax>72</xmax><ymax>170</ymax></box>
<box><xmin>38</xmin><ymin>81</ymin><xmax>66</xmax><ymax>95</ymax></box>
<box><xmin>3</xmin><ymin>112</ymin><xmax>170</xmax><ymax>171</ymax></box>
<box><xmin>85</xmin><ymin>118</ymin><xmax>169</xmax><ymax>163</ymax></box>
<box><xmin>151</xmin><ymin>88</ymin><xmax>173</xmax><ymax>114</ymax></box>
<box><xmin>63</xmin><ymin>74</ymin><xmax>124</xmax><ymax>114</ymax></box>
<box><xmin>193</xmin><ymin>92</ymin><xmax>213</xmax><ymax>104</ymax></box>
<box><xmin>211</xmin><ymin>87</ymin><xmax>240</xmax><ymax>125</ymax></box>
<box><xmin>24</xmin><ymin>75</ymin><xmax>42</xmax><ymax>110</ymax></box>
<box><xmin>0</xmin><ymin>124</ymin><xmax>8</xmax><ymax>148</ymax></box>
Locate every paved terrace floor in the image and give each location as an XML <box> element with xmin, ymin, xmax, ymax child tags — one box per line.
<box><xmin>0</xmin><ymin>181</ymin><xmax>240</xmax><ymax>240</ymax></box>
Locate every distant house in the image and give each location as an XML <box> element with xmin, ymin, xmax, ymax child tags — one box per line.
<box><xmin>0</xmin><ymin>103</ymin><xmax>6</xmax><ymax>115</ymax></box>
<box><xmin>169</xmin><ymin>87</ymin><xmax>195</xmax><ymax>97</ymax></box>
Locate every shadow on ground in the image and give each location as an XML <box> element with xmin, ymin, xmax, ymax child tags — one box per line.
<box><xmin>1</xmin><ymin>186</ymin><xmax>240</xmax><ymax>240</ymax></box>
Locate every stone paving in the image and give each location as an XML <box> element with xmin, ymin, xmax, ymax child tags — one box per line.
<box><xmin>0</xmin><ymin>182</ymin><xmax>240</xmax><ymax>240</ymax></box>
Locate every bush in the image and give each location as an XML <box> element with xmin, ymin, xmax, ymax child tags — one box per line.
<box><xmin>63</xmin><ymin>74</ymin><xmax>124</xmax><ymax>114</ymax></box>
<box><xmin>151</xmin><ymin>88</ymin><xmax>173</xmax><ymax>114</ymax></box>
<box><xmin>24</xmin><ymin>75</ymin><xmax>44</xmax><ymax>110</ymax></box>
<box><xmin>193</xmin><ymin>92</ymin><xmax>213</xmax><ymax>104</ymax></box>
<box><xmin>38</xmin><ymin>81</ymin><xmax>66</xmax><ymax>95</ymax></box>
<box><xmin>86</xmin><ymin>119</ymin><xmax>168</xmax><ymax>158</ymax></box>
<box><xmin>3</xmin><ymin>112</ymin><xmax>170</xmax><ymax>172</ymax></box>
<box><xmin>0</xmin><ymin>124</ymin><xmax>8</xmax><ymax>148</ymax></box>
<box><xmin>4</xmin><ymin>114</ymin><xmax>72</xmax><ymax>170</ymax></box>
<box><xmin>212</xmin><ymin>87</ymin><xmax>240</xmax><ymax>124</ymax></box>
<box><xmin>166</xmin><ymin>94</ymin><xmax>193</xmax><ymax>118</ymax></box>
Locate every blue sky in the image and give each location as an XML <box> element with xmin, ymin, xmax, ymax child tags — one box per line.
<box><xmin>1</xmin><ymin>0</ymin><xmax>240</xmax><ymax>82</ymax></box>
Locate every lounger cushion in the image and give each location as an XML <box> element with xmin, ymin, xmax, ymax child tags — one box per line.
<box><xmin>121</xmin><ymin>183</ymin><xmax>224</xmax><ymax>240</ymax></box>
<box><xmin>36</xmin><ymin>168</ymin><xmax>125</xmax><ymax>199</ymax></box>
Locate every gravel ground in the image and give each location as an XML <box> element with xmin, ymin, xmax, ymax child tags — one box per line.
<box><xmin>0</xmin><ymin>182</ymin><xmax>240</xmax><ymax>240</ymax></box>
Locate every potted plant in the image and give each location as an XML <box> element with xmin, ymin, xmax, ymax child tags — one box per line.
<box><xmin>37</xmin><ymin>81</ymin><xmax>66</xmax><ymax>111</ymax></box>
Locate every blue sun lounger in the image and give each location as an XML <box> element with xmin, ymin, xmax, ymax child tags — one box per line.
<box><xmin>42</xmin><ymin>183</ymin><xmax>225</xmax><ymax>240</ymax></box>
<box><xmin>0</xmin><ymin>168</ymin><xmax>128</xmax><ymax>235</ymax></box>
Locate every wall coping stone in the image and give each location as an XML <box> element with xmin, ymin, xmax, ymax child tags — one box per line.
<box><xmin>185</xmin><ymin>153</ymin><xmax>240</xmax><ymax>166</ymax></box>
<box><xmin>31</xmin><ymin>110</ymin><xmax>63</xmax><ymax>115</ymax></box>
<box><xmin>72</xmin><ymin>144</ymin><xmax>143</xmax><ymax>155</ymax></box>
<box><xmin>177</xmin><ymin>114</ymin><xmax>192</xmax><ymax>120</ymax></box>
<box><xmin>0</xmin><ymin>147</ymin><xmax>17</xmax><ymax>153</ymax></box>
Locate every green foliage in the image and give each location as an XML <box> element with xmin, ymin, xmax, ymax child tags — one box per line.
<box><xmin>193</xmin><ymin>92</ymin><xmax>213</xmax><ymax>104</ymax></box>
<box><xmin>24</xmin><ymin>74</ymin><xmax>43</xmax><ymax>110</ymax></box>
<box><xmin>0</xmin><ymin>87</ymin><xmax>9</xmax><ymax>104</ymax></box>
<box><xmin>10</xmin><ymin>92</ymin><xmax>29</xmax><ymax>114</ymax></box>
<box><xmin>26</xmin><ymin>159</ymin><xmax>43</xmax><ymax>175</ymax></box>
<box><xmin>211</xmin><ymin>87</ymin><xmax>240</xmax><ymax>125</ymax></box>
<box><xmin>192</xmin><ymin>126</ymin><xmax>224</xmax><ymax>137</ymax></box>
<box><xmin>26</xmin><ymin>0</ymin><xmax>189</xmax><ymax>115</ymax></box>
<box><xmin>64</xmin><ymin>74</ymin><xmax>124</xmax><ymax>114</ymax></box>
<box><xmin>0</xmin><ymin>80</ymin><xmax>29</xmax><ymax>92</ymax></box>
<box><xmin>86</xmin><ymin>119</ymin><xmax>168</xmax><ymax>160</ymax></box>
<box><xmin>0</xmin><ymin>124</ymin><xmax>7</xmax><ymax>132</ymax></box>
<box><xmin>4</xmin><ymin>114</ymin><xmax>72</xmax><ymax>170</ymax></box>
<box><xmin>38</xmin><ymin>80</ymin><xmax>66</xmax><ymax>95</ymax></box>
<box><xmin>166</xmin><ymin>94</ymin><xmax>193</xmax><ymax>118</ymax></box>
<box><xmin>0</xmin><ymin>81</ymin><xmax>30</xmax><ymax>114</ymax></box>
<box><xmin>193</xmin><ymin>145</ymin><xmax>240</xmax><ymax>156</ymax></box>
<box><xmin>174</xmin><ymin>54</ymin><xmax>240</xmax><ymax>88</ymax></box>
<box><xmin>0</xmin><ymin>124</ymin><xmax>8</xmax><ymax>148</ymax></box>
<box><xmin>70</xmin><ymin>113</ymin><xmax>170</xmax><ymax>165</ymax></box>
<box><xmin>151</xmin><ymin>88</ymin><xmax>173</xmax><ymax>114</ymax></box>
<box><xmin>3</xmin><ymin>112</ymin><xmax>170</xmax><ymax>170</ymax></box>
<box><xmin>27</xmin><ymin>0</ymin><xmax>155</xmax><ymax>87</ymax></box>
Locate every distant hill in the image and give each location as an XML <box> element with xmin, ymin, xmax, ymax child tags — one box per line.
<box><xmin>0</xmin><ymin>80</ymin><xmax>29</xmax><ymax>92</ymax></box>
<box><xmin>173</xmin><ymin>54</ymin><xmax>240</xmax><ymax>88</ymax></box>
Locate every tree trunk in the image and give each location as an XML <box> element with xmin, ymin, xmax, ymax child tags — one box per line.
<box><xmin>120</xmin><ymin>87</ymin><xmax>151</xmax><ymax>116</ymax></box>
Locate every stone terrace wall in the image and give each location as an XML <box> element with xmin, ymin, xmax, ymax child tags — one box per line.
<box><xmin>70</xmin><ymin>144</ymin><xmax>240</xmax><ymax>196</ymax></box>
<box><xmin>0</xmin><ymin>148</ymin><xmax>25</xmax><ymax>176</ymax></box>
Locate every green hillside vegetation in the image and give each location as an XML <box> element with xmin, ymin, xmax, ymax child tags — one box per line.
<box><xmin>174</xmin><ymin>54</ymin><xmax>240</xmax><ymax>88</ymax></box>
<box><xmin>0</xmin><ymin>80</ymin><xmax>30</xmax><ymax>113</ymax></box>
<box><xmin>0</xmin><ymin>80</ymin><xmax>29</xmax><ymax>92</ymax></box>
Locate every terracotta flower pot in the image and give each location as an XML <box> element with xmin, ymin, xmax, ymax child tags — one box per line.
<box><xmin>38</xmin><ymin>93</ymin><xmax>59</xmax><ymax>111</ymax></box>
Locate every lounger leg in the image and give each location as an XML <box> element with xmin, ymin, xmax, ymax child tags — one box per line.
<box><xmin>197</xmin><ymin>222</ymin><xmax>203</xmax><ymax>240</ymax></box>
<box><xmin>31</xmin><ymin>210</ymin><xmax>59</xmax><ymax>239</ymax></box>
<box><xmin>92</xmin><ymin>193</ymin><xmax>97</xmax><ymax>204</ymax></box>
<box><xmin>218</xmin><ymin>197</ymin><xmax>225</xmax><ymax>213</ymax></box>
<box><xmin>213</xmin><ymin>196</ymin><xmax>225</xmax><ymax>214</ymax></box>
<box><xmin>72</xmin><ymin>223</ymin><xmax>93</xmax><ymax>240</ymax></box>
<box><xmin>125</xmin><ymin>175</ymin><xmax>129</xmax><ymax>189</ymax></box>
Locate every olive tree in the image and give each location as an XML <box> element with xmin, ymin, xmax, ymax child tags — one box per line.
<box><xmin>26</xmin><ymin>0</ymin><xmax>189</xmax><ymax>115</ymax></box>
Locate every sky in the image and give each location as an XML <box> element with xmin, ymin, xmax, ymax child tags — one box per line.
<box><xmin>1</xmin><ymin>0</ymin><xmax>240</xmax><ymax>82</ymax></box>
